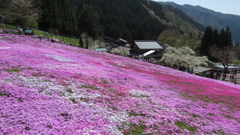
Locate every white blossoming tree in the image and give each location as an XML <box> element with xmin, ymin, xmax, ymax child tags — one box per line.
<box><xmin>111</xmin><ymin>46</ymin><xmax>130</xmax><ymax>56</ymax></box>
<box><xmin>160</xmin><ymin>46</ymin><xmax>208</xmax><ymax>70</ymax></box>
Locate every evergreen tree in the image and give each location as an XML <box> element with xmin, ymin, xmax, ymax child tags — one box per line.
<box><xmin>40</xmin><ymin>0</ymin><xmax>59</xmax><ymax>33</ymax></box>
<box><xmin>58</xmin><ymin>0</ymin><xmax>77</xmax><ymax>35</ymax></box>
<box><xmin>224</xmin><ymin>26</ymin><xmax>233</xmax><ymax>47</ymax></box>
<box><xmin>0</xmin><ymin>0</ymin><xmax>11</xmax><ymax>10</ymax></box>
<box><xmin>200</xmin><ymin>26</ymin><xmax>233</xmax><ymax>62</ymax></box>
<box><xmin>200</xmin><ymin>26</ymin><xmax>213</xmax><ymax>56</ymax></box>
<box><xmin>212</xmin><ymin>29</ymin><xmax>219</xmax><ymax>45</ymax></box>
<box><xmin>72</xmin><ymin>0</ymin><xmax>167</xmax><ymax>41</ymax></box>
<box><xmin>78</xmin><ymin>5</ymin><xmax>99</xmax><ymax>48</ymax></box>
<box><xmin>40</xmin><ymin>0</ymin><xmax>77</xmax><ymax>35</ymax></box>
<box><xmin>218</xmin><ymin>27</ymin><xmax>233</xmax><ymax>49</ymax></box>
<box><xmin>218</xmin><ymin>29</ymin><xmax>226</xmax><ymax>49</ymax></box>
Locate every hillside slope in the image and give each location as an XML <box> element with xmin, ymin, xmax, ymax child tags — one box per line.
<box><xmin>40</xmin><ymin>0</ymin><xmax>203</xmax><ymax>41</ymax></box>
<box><xmin>161</xmin><ymin>2</ymin><xmax>240</xmax><ymax>43</ymax></box>
<box><xmin>0</xmin><ymin>34</ymin><xmax>240</xmax><ymax>134</ymax></box>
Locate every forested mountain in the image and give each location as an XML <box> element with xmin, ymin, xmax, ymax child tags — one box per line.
<box><xmin>73</xmin><ymin>0</ymin><xmax>167</xmax><ymax>41</ymax></box>
<box><xmin>0</xmin><ymin>0</ymin><xmax>204</xmax><ymax>42</ymax></box>
<box><xmin>69</xmin><ymin>0</ymin><xmax>204</xmax><ymax>41</ymax></box>
<box><xmin>160</xmin><ymin>2</ymin><xmax>240</xmax><ymax>43</ymax></box>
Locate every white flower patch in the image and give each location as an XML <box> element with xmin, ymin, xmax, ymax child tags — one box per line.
<box><xmin>81</xmin><ymin>126</ymin><xmax>102</xmax><ymax>135</ymax></box>
<box><xmin>63</xmin><ymin>93</ymin><xmax>106</xmax><ymax>101</ymax></box>
<box><xmin>157</xmin><ymin>106</ymin><xmax>182</xmax><ymax>115</ymax></box>
<box><xmin>214</xmin><ymin>88</ymin><xmax>223</xmax><ymax>91</ymax></box>
<box><xmin>78</xmin><ymin>101</ymin><xmax>130</xmax><ymax>133</ymax></box>
<box><xmin>18</xmin><ymin>75</ymin><xmax>64</xmax><ymax>90</ymax></box>
<box><xmin>60</xmin><ymin>81</ymin><xmax>109</xmax><ymax>100</ymax></box>
<box><xmin>116</xmin><ymin>62</ymin><xmax>125</xmax><ymax>66</ymax></box>
<box><xmin>107</xmin><ymin>111</ymin><xmax>129</xmax><ymax>123</ymax></box>
<box><xmin>106</xmin><ymin>125</ymin><xmax>123</xmax><ymax>135</ymax></box>
<box><xmin>0</xmin><ymin>47</ymin><xmax>10</xmax><ymax>49</ymax></box>
<box><xmin>44</xmin><ymin>54</ymin><xmax>73</xmax><ymax>62</ymax></box>
<box><xmin>129</xmin><ymin>89</ymin><xmax>151</xmax><ymax>97</ymax></box>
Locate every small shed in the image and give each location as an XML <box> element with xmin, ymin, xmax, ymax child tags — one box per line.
<box><xmin>215</xmin><ymin>65</ymin><xmax>239</xmax><ymax>74</ymax></box>
<box><xmin>193</xmin><ymin>67</ymin><xmax>212</xmax><ymax>74</ymax></box>
<box><xmin>104</xmin><ymin>37</ymin><xmax>114</xmax><ymax>43</ymax></box>
<box><xmin>111</xmin><ymin>38</ymin><xmax>129</xmax><ymax>47</ymax></box>
<box><xmin>130</xmin><ymin>40</ymin><xmax>164</xmax><ymax>57</ymax></box>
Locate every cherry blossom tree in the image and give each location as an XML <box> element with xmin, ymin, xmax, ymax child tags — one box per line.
<box><xmin>111</xmin><ymin>46</ymin><xmax>130</xmax><ymax>56</ymax></box>
<box><xmin>160</xmin><ymin>46</ymin><xmax>208</xmax><ymax>70</ymax></box>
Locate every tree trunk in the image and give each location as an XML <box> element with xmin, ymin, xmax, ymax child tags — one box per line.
<box><xmin>222</xmin><ymin>66</ymin><xmax>228</xmax><ymax>81</ymax></box>
<box><xmin>79</xmin><ymin>35</ymin><xmax>83</xmax><ymax>48</ymax></box>
<box><xmin>85</xmin><ymin>34</ymin><xmax>89</xmax><ymax>49</ymax></box>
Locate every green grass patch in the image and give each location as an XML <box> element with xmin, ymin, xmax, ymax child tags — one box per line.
<box><xmin>212</xmin><ymin>130</ymin><xmax>226</xmax><ymax>135</ymax></box>
<box><xmin>33</xmin><ymin>30</ymin><xmax>79</xmax><ymax>46</ymax></box>
<box><xmin>81</xmin><ymin>85</ymin><xmax>99</xmax><ymax>90</ymax></box>
<box><xmin>207</xmin><ymin>113</ymin><xmax>215</xmax><ymax>116</ymax></box>
<box><xmin>129</xmin><ymin>111</ymin><xmax>146</xmax><ymax>117</ymax></box>
<box><xmin>100</xmin><ymin>78</ymin><xmax>111</xmax><ymax>85</ymax></box>
<box><xmin>0</xmin><ymin>91</ymin><xmax>9</xmax><ymax>97</ymax></box>
<box><xmin>181</xmin><ymin>93</ymin><xmax>198</xmax><ymax>101</ymax></box>
<box><xmin>43</xmin><ymin>79</ymin><xmax>51</xmax><ymax>82</ymax></box>
<box><xmin>5</xmin><ymin>69</ymin><xmax>21</xmax><ymax>73</ymax></box>
<box><xmin>69</xmin><ymin>98</ymin><xmax>77</xmax><ymax>103</ymax></box>
<box><xmin>192</xmin><ymin>114</ymin><xmax>201</xmax><ymax>118</ymax></box>
<box><xmin>175</xmin><ymin>121</ymin><xmax>197</xmax><ymax>133</ymax></box>
<box><xmin>66</xmin><ymin>88</ymin><xmax>73</xmax><ymax>93</ymax></box>
<box><xmin>4</xmin><ymin>24</ymin><xmax>17</xmax><ymax>30</ymax></box>
<box><xmin>79</xmin><ymin>97</ymin><xmax>90</xmax><ymax>102</ymax></box>
<box><xmin>122</xmin><ymin>123</ymin><xmax>149</xmax><ymax>135</ymax></box>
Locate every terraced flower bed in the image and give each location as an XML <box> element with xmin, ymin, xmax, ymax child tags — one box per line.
<box><xmin>0</xmin><ymin>34</ymin><xmax>239</xmax><ymax>134</ymax></box>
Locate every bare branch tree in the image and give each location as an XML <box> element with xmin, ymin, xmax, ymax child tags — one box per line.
<box><xmin>209</xmin><ymin>45</ymin><xmax>235</xmax><ymax>79</ymax></box>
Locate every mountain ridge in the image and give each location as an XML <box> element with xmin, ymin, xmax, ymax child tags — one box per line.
<box><xmin>160</xmin><ymin>2</ymin><xmax>240</xmax><ymax>43</ymax></box>
<box><xmin>40</xmin><ymin>0</ymin><xmax>204</xmax><ymax>41</ymax></box>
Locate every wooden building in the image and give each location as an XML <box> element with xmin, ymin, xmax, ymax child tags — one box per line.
<box><xmin>130</xmin><ymin>40</ymin><xmax>164</xmax><ymax>58</ymax></box>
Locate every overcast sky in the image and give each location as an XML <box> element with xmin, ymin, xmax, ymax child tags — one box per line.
<box><xmin>155</xmin><ymin>0</ymin><xmax>240</xmax><ymax>16</ymax></box>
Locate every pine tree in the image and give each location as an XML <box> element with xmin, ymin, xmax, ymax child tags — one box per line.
<box><xmin>200</xmin><ymin>26</ymin><xmax>213</xmax><ymax>56</ymax></box>
<box><xmin>208</xmin><ymin>26</ymin><xmax>234</xmax><ymax>78</ymax></box>
<box><xmin>217</xmin><ymin>27</ymin><xmax>233</xmax><ymax>50</ymax></box>
<box><xmin>78</xmin><ymin>5</ymin><xmax>99</xmax><ymax>48</ymax></box>
<box><xmin>0</xmin><ymin>0</ymin><xmax>11</xmax><ymax>10</ymax></box>
<box><xmin>224</xmin><ymin>26</ymin><xmax>233</xmax><ymax>47</ymax></box>
<box><xmin>212</xmin><ymin>29</ymin><xmax>219</xmax><ymax>45</ymax></box>
<box><xmin>40</xmin><ymin>0</ymin><xmax>59</xmax><ymax>32</ymax></box>
<box><xmin>40</xmin><ymin>0</ymin><xmax>77</xmax><ymax>35</ymax></box>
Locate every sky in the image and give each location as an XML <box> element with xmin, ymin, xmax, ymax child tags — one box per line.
<box><xmin>155</xmin><ymin>0</ymin><xmax>240</xmax><ymax>16</ymax></box>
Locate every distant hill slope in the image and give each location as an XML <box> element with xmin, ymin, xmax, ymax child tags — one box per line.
<box><xmin>0</xmin><ymin>0</ymin><xmax>204</xmax><ymax>41</ymax></box>
<box><xmin>64</xmin><ymin>0</ymin><xmax>204</xmax><ymax>40</ymax></box>
<box><xmin>0</xmin><ymin>33</ymin><xmax>239</xmax><ymax>134</ymax></box>
<box><xmin>161</xmin><ymin>2</ymin><xmax>240</xmax><ymax>43</ymax></box>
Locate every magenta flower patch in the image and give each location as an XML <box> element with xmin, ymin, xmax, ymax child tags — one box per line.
<box><xmin>0</xmin><ymin>34</ymin><xmax>239</xmax><ymax>134</ymax></box>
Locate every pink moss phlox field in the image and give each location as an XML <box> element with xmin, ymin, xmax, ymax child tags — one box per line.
<box><xmin>0</xmin><ymin>34</ymin><xmax>240</xmax><ymax>135</ymax></box>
